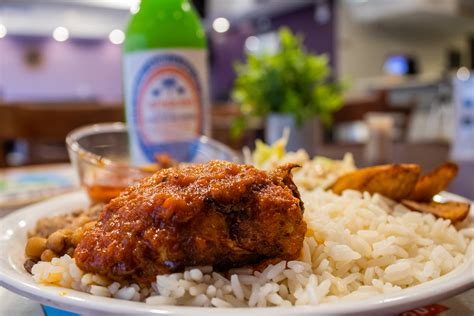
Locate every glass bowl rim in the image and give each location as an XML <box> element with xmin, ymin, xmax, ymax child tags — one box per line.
<box><xmin>66</xmin><ymin>122</ymin><xmax>240</xmax><ymax>175</ymax></box>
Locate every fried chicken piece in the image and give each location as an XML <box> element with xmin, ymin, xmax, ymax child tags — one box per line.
<box><xmin>74</xmin><ymin>161</ymin><xmax>306</xmax><ymax>285</ymax></box>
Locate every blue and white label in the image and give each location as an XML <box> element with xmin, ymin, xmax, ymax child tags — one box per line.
<box><xmin>124</xmin><ymin>49</ymin><xmax>209</xmax><ymax>164</ymax></box>
<box><xmin>451</xmin><ymin>74</ymin><xmax>474</xmax><ymax>161</ymax></box>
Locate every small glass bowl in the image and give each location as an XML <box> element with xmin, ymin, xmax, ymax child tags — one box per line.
<box><xmin>66</xmin><ymin>122</ymin><xmax>240</xmax><ymax>204</ymax></box>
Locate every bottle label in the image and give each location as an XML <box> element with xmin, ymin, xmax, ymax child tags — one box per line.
<box><xmin>124</xmin><ymin>49</ymin><xmax>208</xmax><ymax>164</ymax></box>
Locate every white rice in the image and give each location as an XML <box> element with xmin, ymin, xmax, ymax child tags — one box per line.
<box><xmin>31</xmin><ymin>189</ymin><xmax>473</xmax><ymax>307</ymax></box>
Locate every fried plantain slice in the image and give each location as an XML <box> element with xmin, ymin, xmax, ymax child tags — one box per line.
<box><xmin>407</xmin><ymin>162</ymin><xmax>458</xmax><ymax>202</ymax></box>
<box><xmin>329</xmin><ymin>164</ymin><xmax>421</xmax><ymax>201</ymax></box>
<box><xmin>401</xmin><ymin>199</ymin><xmax>470</xmax><ymax>223</ymax></box>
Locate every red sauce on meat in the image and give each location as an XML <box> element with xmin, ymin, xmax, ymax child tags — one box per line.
<box><xmin>74</xmin><ymin>160</ymin><xmax>306</xmax><ymax>285</ymax></box>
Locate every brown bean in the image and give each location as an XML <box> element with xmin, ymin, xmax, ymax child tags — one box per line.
<box><xmin>25</xmin><ymin>237</ymin><xmax>47</xmax><ymax>259</ymax></box>
<box><xmin>76</xmin><ymin>215</ymin><xmax>91</xmax><ymax>227</ymax></box>
<box><xmin>83</xmin><ymin>221</ymin><xmax>97</xmax><ymax>231</ymax></box>
<box><xmin>66</xmin><ymin>247</ymin><xmax>75</xmax><ymax>257</ymax></box>
<box><xmin>59</xmin><ymin>228</ymin><xmax>73</xmax><ymax>236</ymax></box>
<box><xmin>24</xmin><ymin>259</ymin><xmax>37</xmax><ymax>274</ymax></box>
<box><xmin>40</xmin><ymin>249</ymin><xmax>57</xmax><ymax>262</ymax></box>
<box><xmin>58</xmin><ymin>229</ymin><xmax>74</xmax><ymax>247</ymax></box>
<box><xmin>46</xmin><ymin>231</ymin><xmax>67</xmax><ymax>253</ymax></box>
<box><xmin>71</xmin><ymin>227</ymin><xmax>84</xmax><ymax>246</ymax></box>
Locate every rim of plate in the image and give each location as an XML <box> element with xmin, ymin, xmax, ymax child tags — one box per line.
<box><xmin>0</xmin><ymin>191</ymin><xmax>473</xmax><ymax>315</ymax></box>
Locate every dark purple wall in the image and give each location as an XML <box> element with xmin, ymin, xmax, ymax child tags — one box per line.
<box><xmin>272</xmin><ymin>2</ymin><xmax>336</xmax><ymax>69</ymax></box>
<box><xmin>209</xmin><ymin>1</ymin><xmax>336</xmax><ymax>101</ymax></box>
<box><xmin>208</xmin><ymin>27</ymin><xmax>248</xmax><ymax>100</ymax></box>
<box><xmin>0</xmin><ymin>2</ymin><xmax>335</xmax><ymax>104</ymax></box>
<box><xmin>0</xmin><ymin>36</ymin><xmax>122</xmax><ymax>102</ymax></box>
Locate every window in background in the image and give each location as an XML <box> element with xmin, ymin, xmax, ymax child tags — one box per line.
<box><xmin>244</xmin><ymin>31</ymin><xmax>279</xmax><ymax>55</ymax></box>
<box><xmin>383</xmin><ymin>54</ymin><xmax>418</xmax><ymax>76</ymax></box>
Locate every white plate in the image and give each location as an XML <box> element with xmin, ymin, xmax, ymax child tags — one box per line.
<box><xmin>1</xmin><ymin>191</ymin><xmax>473</xmax><ymax>316</ymax></box>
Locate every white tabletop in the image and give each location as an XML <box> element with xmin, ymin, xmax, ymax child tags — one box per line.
<box><xmin>1</xmin><ymin>286</ymin><xmax>472</xmax><ymax>316</ymax></box>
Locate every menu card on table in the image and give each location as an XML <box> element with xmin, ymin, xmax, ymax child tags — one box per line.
<box><xmin>0</xmin><ymin>164</ymin><xmax>78</xmax><ymax>212</ymax></box>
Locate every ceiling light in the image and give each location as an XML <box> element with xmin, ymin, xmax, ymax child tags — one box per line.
<box><xmin>0</xmin><ymin>24</ymin><xmax>7</xmax><ymax>38</ymax></box>
<box><xmin>130</xmin><ymin>0</ymin><xmax>140</xmax><ymax>14</ymax></box>
<box><xmin>181</xmin><ymin>2</ymin><xmax>191</xmax><ymax>11</ymax></box>
<box><xmin>212</xmin><ymin>17</ymin><xmax>230</xmax><ymax>33</ymax></box>
<box><xmin>53</xmin><ymin>26</ymin><xmax>69</xmax><ymax>42</ymax></box>
<box><xmin>245</xmin><ymin>36</ymin><xmax>260</xmax><ymax>52</ymax></box>
<box><xmin>109</xmin><ymin>29</ymin><xmax>125</xmax><ymax>45</ymax></box>
<box><xmin>457</xmin><ymin>67</ymin><xmax>470</xmax><ymax>81</ymax></box>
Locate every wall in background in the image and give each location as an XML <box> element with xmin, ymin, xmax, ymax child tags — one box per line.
<box><xmin>0</xmin><ymin>36</ymin><xmax>122</xmax><ymax>103</ymax></box>
<box><xmin>337</xmin><ymin>2</ymin><xmax>468</xmax><ymax>95</ymax></box>
<box><xmin>0</xmin><ymin>3</ymin><xmax>335</xmax><ymax>103</ymax></box>
<box><xmin>210</xmin><ymin>2</ymin><xmax>336</xmax><ymax>100</ymax></box>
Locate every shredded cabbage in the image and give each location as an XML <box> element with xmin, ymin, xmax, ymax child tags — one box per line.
<box><xmin>248</xmin><ymin>131</ymin><xmax>356</xmax><ymax>190</ymax></box>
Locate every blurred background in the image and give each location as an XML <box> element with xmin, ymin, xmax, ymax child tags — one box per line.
<box><xmin>0</xmin><ymin>0</ymin><xmax>473</xmax><ymax>199</ymax></box>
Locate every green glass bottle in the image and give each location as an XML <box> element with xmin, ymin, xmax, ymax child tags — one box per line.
<box><xmin>123</xmin><ymin>0</ymin><xmax>209</xmax><ymax>164</ymax></box>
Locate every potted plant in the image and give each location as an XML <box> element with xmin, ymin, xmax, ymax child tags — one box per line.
<box><xmin>232</xmin><ymin>28</ymin><xmax>343</xmax><ymax>154</ymax></box>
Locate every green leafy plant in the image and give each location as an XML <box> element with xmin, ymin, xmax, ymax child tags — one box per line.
<box><xmin>231</xmin><ymin>27</ymin><xmax>344</xmax><ymax>138</ymax></box>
